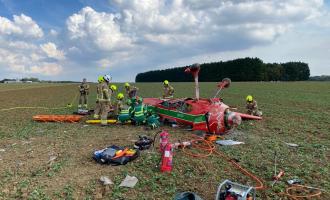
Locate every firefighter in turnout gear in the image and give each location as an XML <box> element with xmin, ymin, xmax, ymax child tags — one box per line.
<box><xmin>109</xmin><ymin>85</ymin><xmax>117</xmax><ymax>105</ymax></box>
<box><xmin>93</xmin><ymin>76</ymin><xmax>104</xmax><ymax>119</ymax></box>
<box><xmin>114</xmin><ymin>93</ymin><xmax>124</xmax><ymax>116</ymax></box>
<box><xmin>162</xmin><ymin>80</ymin><xmax>174</xmax><ymax>98</ymax></box>
<box><xmin>78</xmin><ymin>78</ymin><xmax>90</xmax><ymax>108</ymax></box>
<box><xmin>124</xmin><ymin>83</ymin><xmax>139</xmax><ymax>98</ymax></box>
<box><xmin>99</xmin><ymin>75</ymin><xmax>111</xmax><ymax>125</ymax></box>
<box><xmin>246</xmin><ymin>95</ymin><xmax>262</xmax><ymax>116</ymax></box>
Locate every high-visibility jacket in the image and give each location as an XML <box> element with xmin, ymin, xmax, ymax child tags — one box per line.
<box><xmin>118</xmin><ymin>107</ymin><xmax>132</xmax><ymax>123</ymax></box>
<box><xmin>133</xmin><ymin>104</ymin><xmax>146</xmax><ymax>124</ymax></box>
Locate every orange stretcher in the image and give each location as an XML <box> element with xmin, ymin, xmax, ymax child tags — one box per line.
<box><xmin>33</xmin><ymin>115</ymin><xmax>83</xmax><ymax>123</ymax></box>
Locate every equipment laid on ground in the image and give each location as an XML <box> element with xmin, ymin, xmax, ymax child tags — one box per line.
<box><xmin>216</xmin><ymin>180</ymin><xmax>256</xmax><ymax>200</ymax></box>
<box><xmin>74</xmin><ymin>108</ymin><xmax>95</xmax><ymax>115</ymax></box>
<box><xmin>134</xmin><ymin>135</ymin><xmax>154</xmax><ymax>150</ymax></box>
<box><xmin>173</xmin><ymin>141</ymin><xmax>192</xmax><ymax>149</ymax></box>
<box><xmin>271</xmin><ymin>170</ymin><xmax>284</xmax><ymax>187</ymax></box>
<box><xmin>174</xmin><ymin>192</ymin><xmax>203</xmax><ymax>200</ymax></box>
<box><xmin>93</xmin><ymin>145</ymin><xmax>139</xmax><ymax>165</ymax></box>
<box><xmin>85</xmin><ymin>119</ymin><xmax>118</xmax><ymax>124</ymax></box>
<box><xmin>160</xmin><ymin>142</ymin><xmax>174</xmax><ymax>172</ymax></box>
<box><xmin>271</xmin><ymin>151</ymin><xmax>284</xmax><ymax>187</ymax></box>
<box><xmin>33</xmin><ymin>115</ymin><xmax>83</xmax><ymax>123</ymax></box>
<box><xmin>159</xmin><ymin>130</ymin><xmax>169</xmax><ymax>152</ymax></box>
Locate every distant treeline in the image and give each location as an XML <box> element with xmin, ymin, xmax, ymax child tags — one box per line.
<box><xmin>309</xmin><ymin>75</ymin><xmax>330</xmax><ymax>81</ymax></box>
<box><xmin>135</xmin><ymin>58</ymin><xmax>310</xmax><ymax>82</ymax></box>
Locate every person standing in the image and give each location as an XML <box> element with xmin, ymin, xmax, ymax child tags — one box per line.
<box><xmin>124</xmin><ymin>83</ymin><xmax>139</xmax><ymax>98</ymax></box>
<box><xmin>93</xmin><ymin>76</ymin><xmax>104</xmax><ymax>119</ymax></box>
<box><xmin>99</xmin><ymin>75</ymin><xmax>111</xmax><ymax>125</ymax></box>
<box><xmin>78</xmin><ymin>78</ymin><xmax>90</xmax><ymax>109</ymax></box>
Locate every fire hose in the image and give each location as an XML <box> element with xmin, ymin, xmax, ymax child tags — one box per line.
<box><xmin>180</xmin><ymin>135</ymin><xmax>324</xmax><ymax>199</ymax></box>
<box><xmin>181</xmin><ymin>134</ymin><xmax>265</xmax><ymax>190</ymax></box>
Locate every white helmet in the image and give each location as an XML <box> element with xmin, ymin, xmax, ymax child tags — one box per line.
<box><xmin>103</xmin><ymin>75</ymin><xmax>111</xmax><ymax>83</ymax></box>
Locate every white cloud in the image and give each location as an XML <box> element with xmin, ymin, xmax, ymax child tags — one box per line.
<box><xmin>1</xmin><ymin>0</ymin><xmax>330</xmax><ymax>81</ymax></box>
<box><xmin>40</xmin><ymin>42</ymin><xmax>65</xmax><ymax>60</ymax></box>
<box><xmin>66</xmin><ymin>6</ymin><xmax>133</xmax><ymax>51</ymax></box>
<box><xmin>30</xmin><ymin>63</ymin><xmax>63</xmax><ymax>75</ymax></box>
<box><xmin>0</xmin><ymin>14</ymin><xmax>63</xmax><ymax>77</ymax></box>
<box><xmin>0</xmin><ymin>14</ymin><xmax>43</xmax><ymax>38</ymax></box>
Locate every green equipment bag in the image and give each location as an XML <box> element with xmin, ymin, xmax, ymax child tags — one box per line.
<box><xmin>146</xmin><ymin>114</ymin><xmax>160</xmax><ymax>129</ymax></box>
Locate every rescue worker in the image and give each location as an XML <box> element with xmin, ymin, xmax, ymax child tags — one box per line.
<box><xmin>133</xmin><ymin>97</ymin><xmax>146</xmax><ymax>125</ymax></box>
<box><xmin>93</xmin><ymin>75</ymin><xmax>104</xmax><ymax>119</ymax></box>
<box><xmin>162</xmin><ymin>80</ymin><xmax>174</xmax><ymax>98</ymax></box>
<box><xmin>114</xmin><ymin>93</ymin><xmax>125</xmax><ymax>116</ymax></box>
<box><xmin>118</xmin><ymin>99</ymin><xmax>133</xmax><ymax>123</ymax></box>
<box><xmin>124</xmin><ymin>83</ymin><xmax>139</xmax><ymax>98</ymax></box>
<box><xmin>109</xmin><ymin>84</ymin><xmax>117</xmax><ymax>105</ymax></box>
<box><xmin>99</xmin><ymin>75</ymin><xmax>111</xmax><ymax>125</ymax></box>
<box><xmin>246</xmin><ymin>95</ymin><xmax>262</xmax><ymax>116</ymax></box>
<box><xmin>78</xmin><ymin>78</ymin><xmax>90</xmax><ymax>109</ymax></box>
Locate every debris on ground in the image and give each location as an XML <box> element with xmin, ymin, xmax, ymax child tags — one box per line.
<box><xmin>216</xmin><ymin>140</ymin><xmax>244</xmax><ymax>146</ymax></box>
<box><xmin>0</xmin><ymin>149</ymin><xmax>5</xmax><ymax>152</ymax></box>
<box><xmin>48</xmin><ymin>155</ymin><xmax>57</xmax><ymax>163</ymax></box>
<box><xmin>22</xmin><ymin>141</ymin><xmax>32</xmax><ymax>145</ymax></box>
<box><xmin>287</xmin><ymin>178</ymin><xmax>303</xmax><ymax>185</ymax></box>
<box><xmin>284</xmin><ymin>142</ymin><xmax>299</xmax><ymax>147</ymax></box>
<box><xmin>119</xmin><ymin>175</ymin><xmax>138</xmax><ymax>188</ymax></box>
<box><xmin>99</xmin><ymin>176</ymin><xmax>113</xmax><ymax>185</ymax></box>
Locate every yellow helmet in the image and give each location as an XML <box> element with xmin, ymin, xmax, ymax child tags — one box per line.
<box><xmin>124</xmin><ymin>82</ymin><xmax>130</xmax><ymax>87</ymax></box>
<box><xmin>110</xmin><ymin>85</ymin><xmax>117</xmax><ymax>91</ymax></box>
<box><xmin>163</xmin><ymin>80</ymin><xmax>169</xmax><ymax>85</ymax></box>
<box><xmin>117</xmin><ymin>93</ymin><xmax>124</xmax><ymax>100</ymax></box>
<box><xmin>97</xmin><ymin>75</ymin><xmax>104</xmax><ymax>83</ymax></box>
<box><xmin>246</xmin><ymin>95</ymin><xmax>253</xmax><ymax>102</ymax></box>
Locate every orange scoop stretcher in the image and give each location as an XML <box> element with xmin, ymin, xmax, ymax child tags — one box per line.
<box><xmin>33</xmin><ymin>115</ymin><xmax>83</xmax><ymax>123</ymax></box>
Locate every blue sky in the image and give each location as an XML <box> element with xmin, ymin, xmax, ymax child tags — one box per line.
<box><xmin>0</xmin><ymin>0</ymin><xmax>329</xmax><ymax>81</ymax></box>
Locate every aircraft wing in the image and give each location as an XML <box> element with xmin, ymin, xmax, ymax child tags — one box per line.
<box><xmin>236</xmin><ymin>112</ymin><xmax>262</xmax><ymax>120</ymax></box>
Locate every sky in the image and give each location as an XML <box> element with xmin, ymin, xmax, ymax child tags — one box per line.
<box><xmin>0</xmin><ymin>0</ymin><xmax>329</xmax><ymax>82</ymax></box>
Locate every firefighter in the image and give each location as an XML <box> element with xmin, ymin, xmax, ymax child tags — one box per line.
<box><xmin>78</xmin><ymin>78</ymin><xmax>90</xmax><ymax>109</ymax></box>
<box><xmin>162</xmin><ymin>80</ymin><xmax>174</xmax><ymax>98</ymax></box>
<box><xmin>246</xmin><ymin>95</ymin><xmax>262</xmax><ymax>116</ymax></box>
<box><xmin>99</xmin><ymin>75</ymin><xmax>111</xmax><ymax>125</ymax></box>
<box><xmin>124</xmin><ymin>83</ymin><xmax>139</xmax><ymax>98</ymax></box>
<box><xmin>93</xmin><ymin>75</ymin><xmax>104</xmax><ymax>119</ymax></box>
<box><xmin>114</xmin><ymin>93</ymin><xmax>125</xmax><ymax>116</ymax></box>
<box><xmin>109</xmin><ymin>84</ymin><xmax>117</xmax><ymax>105</ymax></box>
